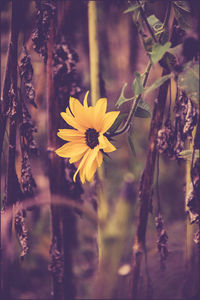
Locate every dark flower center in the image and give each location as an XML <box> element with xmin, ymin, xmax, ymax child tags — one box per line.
<box><xmin>85</xmin><ymin>128</ymin><xmax>99</xmax><ymax>149</ymax></box>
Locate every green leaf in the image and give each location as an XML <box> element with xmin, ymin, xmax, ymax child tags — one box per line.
<box><xmin>147</xmin><ymin>14</ymin><xmax>163</xmax><ymax>33</ymax></box>
<box><xmin>132</xmin><ymin>72</ymin><xmax>144</xmax><ymax>96</ymax></box>
<box><xmin>116</xmin><ymin>83</ymin><xmax>135</xmax><ymax>108</ymax></box>
<box><xmin>135</xmin><ymin>98</ymin><xmax>151</xmax><ymax>118</ymax></box>
<box><xmin>108</xmin><ymin>113</ymin><xmax>128</xmax><ymax>134</ymax></box>
<box><xmin>116</xmin><ymin>72</ymin><xmax>144</xmax><ymax>108</ymax></box>
<box><xmin>150</xmin><ymin>42</ymin><xmax>171</xmax><ymax>65</ymax></box>
<box><xmin>179</xmin><ymin>150</ymin><xmax>200</xmax><ymax>161</ymax></box>
<box><xmin>174</xmin><ymin>1</ymin><xmax>191</xmax><ymax>12</ymax></box>
<box><xmin>123</xmin><ymin>3</ymin><xmax>141</xmax><ymax>14</ymax></box>
<box><xmin>135</xmin><ymin>107</ymin><xmax>150</xmax><ymax>118</ymax></box>
<box><xmin>178</xmin><ymin>62</ymin><xmax>199</xmax><ymax>104</ymax></box>
<box><xmin>173</xmin><ymin>4</ymin><xmax>191</xmax><ymax>30</ymax></box>
<box><xmin>144</xmin><ymin>74</ymin><xmax>171</xmax><ymax>96</ymax></box>
<box><xmin>127</xmin><ymin>135</ymin><xmax>136</xmax><ymax>157</ymax></box>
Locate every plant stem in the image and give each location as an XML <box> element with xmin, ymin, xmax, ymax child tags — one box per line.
<box><xmin>88</xmin><ymin>1</ymin><xmax>100</xmax><ymax>106</ymax></box>
<box><xmin>182</xmin><ymin>130</ymin><xmax>199</xmax><ymax>297</ymax></box>
<box><xmin>2</xmin><ymin>0</ymin><xmax>20</xmax><ymax>297</ymax></box>
<box><xmin>137</xmin><ymin>0</ymin><xmax>157</xmax><ymax>43</ymax></box>
<box><xmin>111</xmin><ymin>61</ymin><xmax>151</xmax><ymax>137</ymax></box>
<box><xmin>88</xmin><ymin>0</ymin><xmax>108</xmax><ymax>265</ymax></box>
<box><xmin>131</xmin><ymin>68</ymin><xmax>170</xmax><ymax>299</ymax></box>
<box><xmin>47</xmin><ymin>4</ymin><xmax>77</xmax><ymax>299</ymax></box>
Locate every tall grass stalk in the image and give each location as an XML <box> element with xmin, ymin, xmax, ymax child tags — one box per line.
<box><xmin>88</xmin><ymin>0</ymin><xmax>108</xmax><ymax>264</ymax></box>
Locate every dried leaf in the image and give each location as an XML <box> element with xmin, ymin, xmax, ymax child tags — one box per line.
<box><xmin>21</xmin><ymin>147</ymin><xmax>37</xmax><ymax>197</ymax></box>
<box><xmin>14</xmin><ymin>203</ymin><xmax>29</xmax><ymax>259</ymax></box>
<box><xmin>32</xmin><ymin>0</ymin><xmax>56</xmax><ymax>63</ymax></box>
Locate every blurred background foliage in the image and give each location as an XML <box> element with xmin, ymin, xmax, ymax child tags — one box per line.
<box><xmin>0</xmin><ymin>0</ymin><xmax>198</xmax><ymax>299</ymax></box>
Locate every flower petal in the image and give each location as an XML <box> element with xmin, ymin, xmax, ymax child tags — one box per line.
<box><xmin>99</xmin><ymin>135</ymin><xmax>116</xmax><ymax>152</ymax></box>
<box><xmin>73</xmin><ymin>148</ymin><xmax>91</xmax><ymax>182</ymax></box>
<box><xmin>70</xmin><ymin>96</ymin><xmax>95</xmax><ymax>129</ymax></box>
<box><xmin>85</xmin><ymin>146</ymin><xmax>100</xmax><ymax>180</ymax></box>
<box><xmin>69</xmin><ymin>153</ymin><xmax>85</xmax><ymax>164</ymax></box>
<box><xmin>55</xmin><ymin>141</ymin><xmax>88</xmax><ymax>158</ymax></box>
<box><xmin>57</xmin><ymin>129</ymin><xmax>85</xmax><ymax>141</ymax></box>
<box><xmin>86</xmin><ymin>158</ymin><xmax>98</xmax><ymax>182</ymax></box>
<box><xmin>69</xmin><ymin>97</ymin><xmax>84</xmax><ymax>117</ymax></box>
<box><xmin>97</xmin><ymin>151</ymin><xmax>103</xmax><ymax>167</ymax></box>
<box><xmin>79</xmin><ymin>164</ymin><xmax>86</xmax><ymax>183</ymax></box>
<box><xmin>83</xmin><ymin>90</ymin><xmax>89</xmax><ymax>108</ymax></box>
<box><xmin>93</xmin><ymin>98</ymin><xmax>107</xmax><ymax>131</ymax></box>
<box><xmin>60</xmin><ymin>112</ymin><xmax>85</xmax><ymax>132</ymax></box>
<box><xmin>101</xmin><ymin>111</ymin><xmax>120</xmax><ymax>133</ymax></box>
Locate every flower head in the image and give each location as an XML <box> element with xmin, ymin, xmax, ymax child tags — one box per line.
<box><xmin>55</xmin><ymin>91</ymin><xmax>120</xmax><ymax>183</ymax></box>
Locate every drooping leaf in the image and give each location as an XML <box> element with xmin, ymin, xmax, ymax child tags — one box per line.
<box><xmin>135</xmin><ymin>98</ymin><xmax>151</xmax><ymax>118</ymax></box>
<box><xmin>144</xmin><ymin>74</ymin><xmax>171</xmax><ymax>96</ymax></box>
<box><xmin>150</xmin><ymin>42</ymin><xmax>171</xmax><ymax>65</ymax></box>
<box><xmin>179</xmin><ymin>150</ymin><xmax>200</xmax><ymax>161</ymax></box>
<box><xmin>173</xmin><ymin>1</ymin><xmax>191</xmax><ymax>12</ymax></box>
<box><xmin>178</xmin><ymin>62</ymin><xmax>199</xmax><ymax>104</ymax></box>
<box><xmin>132</xmin><ymin>72</ymin><xmax>144</xmax><ymax>96</ymax></box>
<box><xmin>135</xmin><ymin>107</ymin><xmax>151</xmax><ymax>118</ymax></box>
<box><xmin>15</xmin><ymin>207</ymin><xmax>29</xmax><ymax>259</ymax></box>
<box><xmin>32</xmin><ymin>1</ymin><xmax>56</xmax><ymax>63</ymax></box>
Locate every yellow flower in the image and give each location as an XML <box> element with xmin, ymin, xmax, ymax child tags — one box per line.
<box><xmin>55</xmin><ymin>91</ymin><xmax>120</xmax><ymax>183</ymax></box>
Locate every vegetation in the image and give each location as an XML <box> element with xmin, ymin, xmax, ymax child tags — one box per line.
<box><xmin>0</xmin><ymin>0</ymin><xmax>199</xmax><ymax>299</ymax></box>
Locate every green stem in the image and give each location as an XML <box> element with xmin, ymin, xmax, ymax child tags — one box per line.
<box><xmin>111</xmin><ymin>61</ymin><xmax>151</xmax><ymax>137</ymax></box>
